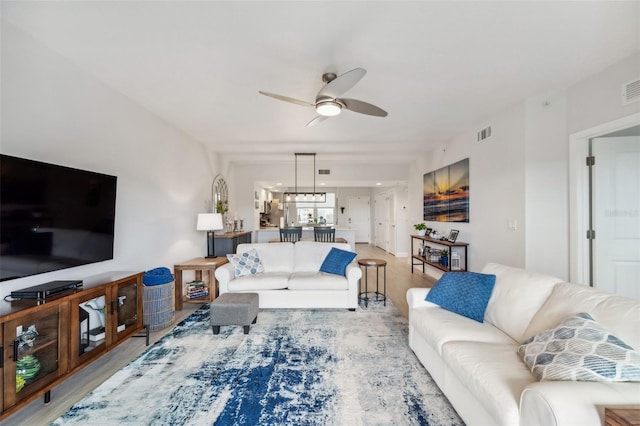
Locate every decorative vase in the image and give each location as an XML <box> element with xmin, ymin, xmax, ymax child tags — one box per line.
<box><xmin>441</xmin><ymin>256</ymin><xmax>448</xmax><ymax>267</ymax></box>
<box><xmin>417</xmin><ymin>230</ymin><xmax>426</xmax><ymax>236</ymax></box>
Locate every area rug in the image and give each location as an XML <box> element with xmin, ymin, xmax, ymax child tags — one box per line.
<box><xmin>52</xmin><ymin>301</ymin><xmax>464</xmax><ymax>425</ymax></box>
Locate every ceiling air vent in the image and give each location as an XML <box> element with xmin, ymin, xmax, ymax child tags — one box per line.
<box><xmin>477</xmin><ymin>126</ymin><xmax>492</xmax><ymax>142</ymax></box>
<box><xmin>622</xmin><ymin>78</ymin><xmax>640</xmax><ymax>105</ymax></box>
<box><xmin>318</xmin><ymin>169</ymin><xmax>330</xmax><ymax>175</ymax></box>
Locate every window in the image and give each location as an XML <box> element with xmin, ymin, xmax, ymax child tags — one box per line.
<box><xmin>296</xmin><ymin>193</ymin><xmax>335</xmax><ymax>224</ymax></box>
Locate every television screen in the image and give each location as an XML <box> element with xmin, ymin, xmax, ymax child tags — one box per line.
<box><xmin>0</xmin><ymin>155</ymin><xmax>117</xmax><ymax>281</ymax></box>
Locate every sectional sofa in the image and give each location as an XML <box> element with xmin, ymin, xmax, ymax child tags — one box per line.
<box><xmin>407</xmin><ymin>263</ymin><xmax>640</xmax><ymax>426</ymax></box>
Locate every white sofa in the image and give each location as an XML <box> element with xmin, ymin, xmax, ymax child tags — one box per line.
<box><xmin>215</xmin><ymin>242</ymin><xmax>361</xmax><ymax>309</ymax></box>
<box><xmin>407</xmin><ymin>263</ymin><xmax>640</xmax><ymax>426</ymax></box>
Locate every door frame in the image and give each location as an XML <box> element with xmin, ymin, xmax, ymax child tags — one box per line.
<box><xmin>568</xmin><ymin>112</ymin><xmax>640</xmax><ymax>285</ymax></box>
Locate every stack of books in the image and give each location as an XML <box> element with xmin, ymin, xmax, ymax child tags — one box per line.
<box><xmin>186</xmin><ymin>280</ymin><xmax>208</xmax><ymax>300</ymax></box>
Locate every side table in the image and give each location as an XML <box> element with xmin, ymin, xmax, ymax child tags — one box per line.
<box><xmin>358</xmin><ymin>258</ymin><xmax>387</xmax><ymax>307</ymax></box>
<box><xmin>605</xmin><ymin>408</ymin><xmax>640</xmax><ymax>426</ymax></box>
<box><xmin>173</xmin><ymin>257</ymin><xmax>229</xmax><ymax>311</ymax></box>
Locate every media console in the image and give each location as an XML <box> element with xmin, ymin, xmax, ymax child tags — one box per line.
<box><xmin>0</xmin><ymin>271</ymin><xmax>144</xmax><ymax>420</ymax></box>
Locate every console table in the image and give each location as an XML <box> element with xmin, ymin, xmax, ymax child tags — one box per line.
<box><xmin>213</xmin><ymin>231</ymin><xmax>252</xmax><ymax>257</ymax></box>
<box><xmin>173</xmin><ymin>257</ymin><xmax>229</xmax><ymax>311</ymax></box>
<box><xmin>411</xmin><ymin>234</ymin><xmax>468</xmax><ymax>273</ymax></box>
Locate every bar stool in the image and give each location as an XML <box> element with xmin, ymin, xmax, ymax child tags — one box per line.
<box><xmin>357</xmin><ymin>258</ymin><xmax>387</xmax><ymax>307</ymax></box>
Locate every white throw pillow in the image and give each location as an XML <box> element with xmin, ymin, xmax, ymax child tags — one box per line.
<box><xmin>226</xmin><ymin>249</ymin><xmax>265</xmax><ymax>278</ymax></box>
<box><xmin>518</xmin><ymin>312</ymin><xmax>640</xmax><ymax>382</ymax></box>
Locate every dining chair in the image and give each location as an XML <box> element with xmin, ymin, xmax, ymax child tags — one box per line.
<box><xmin>280</xmin><ymin>227</ymin><xmax>302</xmax><ymax>242</ymax></box>
<box><xmin>314</xmin><ymin>227</ymin><xmax>335</xmax><ymax>242</ymax></box>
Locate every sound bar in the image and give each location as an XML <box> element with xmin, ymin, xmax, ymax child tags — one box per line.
<box><xmin>11</xmin><ymin>280</ymin><xmax>83</xmax><ymax>300</ymax></box>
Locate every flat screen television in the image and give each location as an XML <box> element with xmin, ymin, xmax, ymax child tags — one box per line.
<box><xmin>0</xmin><ymin>155</ymin><xmax>117</xmax><ymax>281</ymax></box>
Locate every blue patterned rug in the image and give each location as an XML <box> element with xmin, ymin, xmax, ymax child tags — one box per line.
<box><xmin>52</xmin><ymin>301</ymin><xmax>463</xmax><ymax>425</ymax></box>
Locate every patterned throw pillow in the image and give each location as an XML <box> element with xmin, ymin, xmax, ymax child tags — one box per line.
<box><xmin>425</xmin><ymin>272</ymin><xmax>496</xmax><ymax>323</ymax></box>
<box><xmin>226</xmin><ymin>249</ymin><xmax>265</xmax><ymax>278</ymax></box>
<box><xmin>518</xmin><ymin>312</ymin><xmax>640</xmax><ymax>381</ymax></box>
<box><xmin>319</xmin><ymin>247</ymin><xmax>357</xmax><ymax>276</ymax></box>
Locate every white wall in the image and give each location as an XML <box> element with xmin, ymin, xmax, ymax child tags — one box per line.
<box><xmin>524</xmin><ymin>90</ymin><xmax>569</xmax><ymax>279</ymax></box>
<box><xmin>408</xmin><ymin>52</ymin><xmax>640</xmax><ymax>280</ymax></box>
<box><xmin>1</xmin><ymin>23</ymin><xmax>214</xmax><ymax>298</ymax></box>
<box><xmin>409</xmin><ymin>105</ymin><xmax>526</xmax><ymax>275</ymax></box>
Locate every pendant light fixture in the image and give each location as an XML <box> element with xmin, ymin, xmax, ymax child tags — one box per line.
<box><xmin>284</xmin><ymin>153</ymin><xmax>327</xmax><ymax>203</ymax></box>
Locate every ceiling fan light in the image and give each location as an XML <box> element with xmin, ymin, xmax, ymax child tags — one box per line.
<box><xmin>316</xmin><ymin>101</ymin><xmax>342</xmax><ymax>117</ymax></box>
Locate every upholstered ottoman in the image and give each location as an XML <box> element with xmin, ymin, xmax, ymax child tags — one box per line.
<box><xmin>210</xmin><ymin>292</ymin><xmax>259</xmax><ymax>335</ymax></box>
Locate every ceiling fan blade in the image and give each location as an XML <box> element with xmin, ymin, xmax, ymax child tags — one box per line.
<box><xmin>340</xmin><ymin>98</ymin><xmax>388</xmax><ymax>117</ymax></box>
<box><xmin>317</xmin><ymin>68</ymin><xmax>366</xmax><ymax>100</ymax></box>
<box><xmin>258</xmin><ymin>91</ymin><xmax>314</xmax><ymax>107</ymax></box>
<box><xmin>306</xmin><ymin>116</ymin><xmax>330</xmax><ymax>127</ymax></box>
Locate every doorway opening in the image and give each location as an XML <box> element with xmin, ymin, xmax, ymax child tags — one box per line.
<box><xmin>569</xmin><ymin>113</ymin><xmax>640</xmax><ymax>299</ymax></box>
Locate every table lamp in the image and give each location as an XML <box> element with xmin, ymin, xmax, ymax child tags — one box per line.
<box><xmin>196</xmin><ymin>213</ymin><xmax>224</xmax><ymax>258</ymax></box>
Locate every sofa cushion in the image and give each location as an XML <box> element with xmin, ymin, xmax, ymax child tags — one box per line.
<box><xmin>442</xmin><ymin>341</ymin><xmax>535</xmax><ymax>426</ymax></box>
<box><xmin>410</xmin><ymin>301</ymin><xmax>516</xmax><ymax>355</ymax></box>
<box><xmin>236</xmin><ymin>243</ymin><xmax>294</xmax><ymax>273</ymax></box>
<box><xmin>226</xmin><ymin>272</ymin><xmax>290</xmax><ymax>291</ymax></box>
<box><xmin>522</xmin><ymin>281</ymin><xmax>640</xmax><ymax>351</ymax></box>
<box><xmin>481</xmin><ymin>263</ymin><xmax>563</xmax><ymax>342</ymax></box>
<box><xmin>319</xmin><ymin>247</ymin><xmax>357</xmax><ymax>276</ymax></box>
<box><xmin>518</xmin><ymin>312</ymin><xmax>640</xmax><ymax>382</ymax></box>
<box><xmin>426</xmin><ymin>272</ymin><xmax>496</xmax><ymax>322</ymax></box>
<box><xmin>287</xmin><ymin>271</ymin><xmax>350</xmax><ymax>290</ymax></box>
<box><xmin>226</xmin><ymin>249</ymin><xmax>265</xmax><ymax>278</ymax></box>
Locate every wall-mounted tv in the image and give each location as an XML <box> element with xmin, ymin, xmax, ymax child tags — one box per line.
<box><xmin>0</xmin><ymin>155</ymin><xmax>117</xmax><ymax>281</ymax></box>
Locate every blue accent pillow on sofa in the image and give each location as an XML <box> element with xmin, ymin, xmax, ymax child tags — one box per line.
<box><xmin>320</xmin><ymin>247</ymin><xmax>357</xmax><ymax>276</ymax></box>
<box><xmin>426</xmin><ymin>272</ymin><xmax>496</xmax><ymax>322</ymax></box>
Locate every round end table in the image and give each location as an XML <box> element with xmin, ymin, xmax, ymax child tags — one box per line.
<box><xmin>357</xmin><ymin>258</ymin><xmax>387</xmax><ymax>307</ymax></box>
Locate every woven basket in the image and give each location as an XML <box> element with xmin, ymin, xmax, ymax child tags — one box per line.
<box><xmin>143</xmin><ymin>281</ymin><xmax>176</xmax><ymax>332</ymax></box>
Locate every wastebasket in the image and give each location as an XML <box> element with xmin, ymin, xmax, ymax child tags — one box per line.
<box><xmin>143</xmin><ymin>267</ymin><xmax>176</xmax><ymax>332</ymax></box>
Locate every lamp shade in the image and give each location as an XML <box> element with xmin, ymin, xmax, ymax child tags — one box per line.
<box><xmin>196</xmin><ymin>213</ymin><xmax>224</xmax><ymax>231</ymax></box>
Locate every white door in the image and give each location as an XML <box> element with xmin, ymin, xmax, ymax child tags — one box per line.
<box><xmin>593</xmin><ymin>135</ymin><xmax>640</xmax><ymax>298</ymax></box>
<box><xmin>388</xmin><ymin>192</ymin><xmax>397</xmax><ymax>255</ymax></box>
<box><xmin>347</xmin><ymin>196</ymin><xmax>370</xmax><ymax>243</ymax></box>
<box><xmin>374</xmin><ymin>193</ymin><xmax>387</xmax><ymax>249</ymax></box>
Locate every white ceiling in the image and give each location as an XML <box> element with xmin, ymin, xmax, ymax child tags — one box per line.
<box><xmin>2</xmin><ymin>1</ymin><xmax>639</xmax><ymax>181</ymax></box>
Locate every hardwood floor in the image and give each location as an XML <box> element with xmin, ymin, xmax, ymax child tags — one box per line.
<box><xmin>5</xmin><ymin>244</ymin><xmax>435</xmax><ymax>425</ymax></box>
<box><xmin>354</xmin><ymin>243</ymin><xmax>436</xmax><ymax>318</ymax></box>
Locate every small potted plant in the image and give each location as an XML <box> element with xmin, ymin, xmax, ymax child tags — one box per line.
<box><xmin>440</xmin><ymin>249</ymin><xmax>449</xmax><ymax>267</ymax></box>
<box><xmin>414</xmin><ymin>223</ymin><xmax>427</xmax><ymax>236</ymax></box>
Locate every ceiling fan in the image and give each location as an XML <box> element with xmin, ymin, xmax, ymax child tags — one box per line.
<box><xmin>259</xmin><ymin>68</ymin><xmax>388</xmax><ymax>127</ymax></box>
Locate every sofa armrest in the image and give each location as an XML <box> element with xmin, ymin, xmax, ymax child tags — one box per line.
<box><xmin>520</xmin><ymin>381</ymin><xmax>640</xmax><ymax>426</ymax></box>
<box><xmin>215</xmin><ymin>263</ymin><xmax>235</xmax><ymax>294</ymax></box>
<box><xmin>406</xmin><ymin>287</ymin><xmax>432</xmax><ymax>310</ymax></box>
<box><xmin>345</xmin><ymin>262</ymin><xmax>362</xmax><ymax>283</ymax></box>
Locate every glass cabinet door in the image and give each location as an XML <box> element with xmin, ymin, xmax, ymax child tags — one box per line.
<box><xmin>110</xmin><ymin>278</ymin><xmax>141</xmax><ymax>344</ymax></box>
<box><xmin>69</xmin><ymin>289</ymin><xmax>108</xmax><ymax>370</ymax></box>
<box><xmin>3</xmin><ymin>303</ymin><xmax>67</xmax><ymax>407</ymax></box>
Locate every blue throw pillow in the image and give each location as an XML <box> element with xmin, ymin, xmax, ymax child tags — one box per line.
<box><xmin>320</xmin><ymin>247</ymin><xmax>357</xmax><ymax>276</ymax></box>
<box><xmin>425</xmin><ymin>272</ymin><xmax>496</xmax><ymax>322</ymax></box>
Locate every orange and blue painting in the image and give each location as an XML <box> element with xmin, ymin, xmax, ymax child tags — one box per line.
<box><xmin>423</xmin><ymin>158</ymin><xmax>469</xmax><ymax>222</ymax></box>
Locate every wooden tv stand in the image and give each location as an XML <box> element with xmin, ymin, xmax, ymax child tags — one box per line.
<box><xmin>0</xmin><ymin>271</ymin><xmax>145</xmax><ymax>420</ymax></box>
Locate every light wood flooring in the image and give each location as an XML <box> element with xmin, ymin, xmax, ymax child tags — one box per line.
<box><xmin>4</xmin><ymin>244</ymin><xmax>435</xmax><ymax>425</ymax></box>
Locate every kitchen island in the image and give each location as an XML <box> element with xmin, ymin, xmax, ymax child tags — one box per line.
<box><xmin>255</xmin><ymin>227</ymin><xmax>356</xmax><ymax>249</ymax></box>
